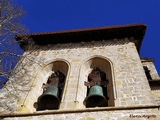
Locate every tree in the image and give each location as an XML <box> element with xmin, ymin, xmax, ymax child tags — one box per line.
<box><xmin>0</xmin><ymin>0</ymin><xmax>41</xmax><ymax>113</ymax></box>
<box><xmin>0</xmin><ymin>0</ymin><xmax>26</xmax><ymax>88</ymax></box>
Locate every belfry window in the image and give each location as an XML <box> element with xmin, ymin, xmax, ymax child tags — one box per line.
<box><xmin>143</xmin><ymin>66</ymin><xmax>152</xmax><ymax>80</ymax></box>
<box><xmin>84</xmin><ymin>67</ymin><xmax>109</xmax><ymax>108</ymax></box>
<box><xmin>37</xmin><ymin>70</ymin><xmax>65</xmax><ymax>111</ymax></box>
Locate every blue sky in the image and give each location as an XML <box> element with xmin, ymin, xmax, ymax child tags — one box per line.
<box><xmin>15</xmin><ymin>0</ymin><xmax>160</xmax><ymax>75</ymax></box>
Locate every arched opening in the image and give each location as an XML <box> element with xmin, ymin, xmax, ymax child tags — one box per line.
<box><xmin>84</xmin><ymin>67</ymin><xmax>109</xmax><ymax>107</ymax></box>
<box><xmin>78</xmin><ymin>57</ymin><xmax>114</xmax><ymax>108</ymax></box>
<box><xmin>36</xmin><ymin>61</ymin><xmax>68</xmax><ymax>111</ymax></box>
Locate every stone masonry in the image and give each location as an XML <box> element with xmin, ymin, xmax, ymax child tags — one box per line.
<box><xmin>0</xmin><ymin>24</ymin><xmax>160</xmax><ymax>120</ymax></box>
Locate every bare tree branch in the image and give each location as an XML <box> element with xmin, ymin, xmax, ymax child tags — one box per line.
<box><xmin>0</xmin><ymin>0</ymin><xmax>43</xmax><ymax>113</ymax></box>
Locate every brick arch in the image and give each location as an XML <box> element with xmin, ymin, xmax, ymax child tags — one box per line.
<box><xmin>76</xmin><ymin>56</ymin><xmax>115</xmax><ymax>108</ymax></box>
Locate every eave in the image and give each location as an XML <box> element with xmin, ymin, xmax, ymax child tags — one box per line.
<box><xmin>15</xmin><ymin>24</ymin><xmax>147</xmax><ymax>52</ymax></box>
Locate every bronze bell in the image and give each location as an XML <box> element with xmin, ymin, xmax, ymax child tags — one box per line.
<box><xmin>38</xmin><ymin>85</ymin><xmax>60</xmax><ymax>110</ymax></box>
<box><xmin>85</xmin><ymin>85</ymin><xmax>107</xmax><ymax>108</ymax></box>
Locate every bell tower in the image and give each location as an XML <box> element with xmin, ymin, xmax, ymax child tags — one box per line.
<box><xmin>0</xmin><ymin>24</ymin><xmax>160</xmax><ymax>119</ymax></box>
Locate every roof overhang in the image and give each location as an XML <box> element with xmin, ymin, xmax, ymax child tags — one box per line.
<box><xmin>15</xmin><ymin>24</ymin><xmax>147</xmax><ymax>52</ymax></box>
<box><xmin>141</xmin><ymin>57</ymin><xmax>154</xmax><ymax>62</ymax></box>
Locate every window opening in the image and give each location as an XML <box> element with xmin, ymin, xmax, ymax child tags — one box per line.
<box><xmin>84</xmin><ymin>67</ymin><xmax>109</xmax><ymax>108</ymax></box>
<box><xmin>143</xmin><ymin>66</ymin><xmax>152</xmax><ymax>80</ymax></box>
<box><xmin>37</xmin><ymin>70</ymin><xmax>65</xmax><ymax>111</ymax></box>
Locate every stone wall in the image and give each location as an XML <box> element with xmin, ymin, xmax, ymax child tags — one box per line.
<box><xmin>141</xmin><ymin>60</ymin><xmax>160</xmax><ymax>106</ymax></box>
<box><xmin>0</xmin><ymin>38</ymin><xmax>158</xmax><ymax>117</ymax></box>
<box><xmin>141</xmin><ymin>60</ymin><xmax>159</xmax><ymax>80</ymax></box>
<box><xmin>151</xmin><ymin>85</ymin><xmax>160</xmax><ymax>105</ymax></box>
<box><xmin>1</xmin><ymin>107</ymin><xmax>160</xmax><ymax>120</ymax></box>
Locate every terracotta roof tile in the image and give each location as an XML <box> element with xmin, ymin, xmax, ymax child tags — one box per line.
<box><xmin>20</xmin><ymin>23</ymin><xmax>146</xmax><ymax>37</ymax></box>
<box><xmin>16</xmin><ymin>23</ymin><xmax>147</xmax><ymax>52</ymax></box>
